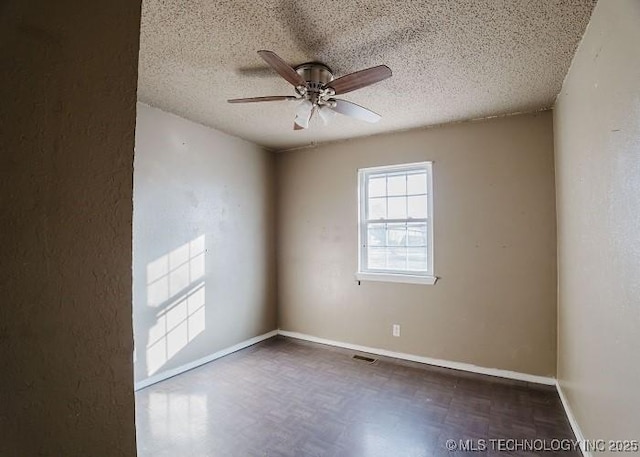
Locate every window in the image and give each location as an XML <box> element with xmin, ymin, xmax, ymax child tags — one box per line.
<box><xmin>357</xmin><ymin>162</ymin><xmax>436</xmax><ymax>285</ymax></box>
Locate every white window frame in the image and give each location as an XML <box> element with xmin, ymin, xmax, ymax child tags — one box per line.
<box><xmin>356</xmin><ymin>161</ymin><xmax>437</xmax><ymax>285</ymax></box>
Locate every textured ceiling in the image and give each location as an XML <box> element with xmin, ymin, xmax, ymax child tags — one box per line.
<box><xmin>138</xmin><ymin>0</ymin><xmax>596</xmax><ymax>150</ymax></box>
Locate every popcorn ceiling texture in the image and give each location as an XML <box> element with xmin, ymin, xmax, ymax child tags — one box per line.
<box><xmin>138</xmin><ymin>0</ymin><xmax>596</xmax><ymax>150</ymax></box>
<box><xmin>0</xmin><ymin>1</ymin><xmax>140</xmax><ymax>455</ymax></box>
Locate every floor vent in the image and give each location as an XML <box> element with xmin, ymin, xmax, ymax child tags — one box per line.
<box><xmin>352</xmin><ymin>354</ymin><xmax>377</xmax><ymax>364</ymax></box>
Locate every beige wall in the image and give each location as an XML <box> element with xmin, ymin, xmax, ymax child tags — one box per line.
<box><xmin>554</xmin><ymin>0</ymin><xmax>640</xmax><ymax>444</ymax></box>
<box><xmin>133</xmin><ymin>103</ymin><xmax>277</xmax><ymax>385</ymax></box>
<box><xmin>0</xmin><ymin>1</ymin><xmax>140</xmax><ymax>456</ymax></box>
<box><xmin>277</xmin><ymin>112</ymin><xmax>557</xmax><ymax>377</ymax></box>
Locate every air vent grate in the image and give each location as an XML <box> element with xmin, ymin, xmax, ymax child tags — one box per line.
<box><xmin>352</xmin><ymin>354</ymin><xmax>377</xmax><ymax>364</ymax></box>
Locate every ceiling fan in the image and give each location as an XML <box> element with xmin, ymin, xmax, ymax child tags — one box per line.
<box><xmin>228</xmin><ymin>50</ymin><xmax>392</xmax><ymax>130</ymax></box>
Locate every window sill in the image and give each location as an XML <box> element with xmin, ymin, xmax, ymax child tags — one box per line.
<box><xmin>355</xmin><ymin>272</ymin><xmax>438</xmax><ymax>285</ymax></box>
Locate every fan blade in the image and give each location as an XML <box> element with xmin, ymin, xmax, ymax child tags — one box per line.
<box><xmin>329</xmin><ymin>99</ymin><xmax>382</xmax><ymax>123</ymax></box>
<box><xmin>325</xmin><ymin>65</ymin><xmax>392</xmax><ymax>95</ymax></box>
<box><xmin>258</xmin><ymin>50</ymin><xmax>307</xmax><ymax>88</ymax></box>
<box><xmin>228</xmin><ymin>96</ymin><xmax>298</xmax><ymax>103</ymax></box>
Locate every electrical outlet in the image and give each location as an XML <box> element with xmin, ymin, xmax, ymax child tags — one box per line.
<box><xmin>392</xmin><ymin>324</ymin><xmax>401</xmax><ymax>337</ymax></box>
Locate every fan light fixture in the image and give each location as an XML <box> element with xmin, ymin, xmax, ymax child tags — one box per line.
<box><xmin>318</xmin><ymin>105</ymin><xmax>337</xmax><ymax>125</ymax></box>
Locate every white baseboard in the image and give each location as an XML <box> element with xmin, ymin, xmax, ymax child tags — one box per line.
<box><xmin>556</xmin><ymin>380</ymin><xmax>589</xmax><ymax>457</ymax></box>
<box><xmin>277</xmin><ymin>330</ymin><xmax>555</xmax><ymax>386</ymax></box>
<box><xmin>134</xmin><ymin>330</ymin><xmax>279</xmax><ymax>391</ymax></box>
<box><xmin>134</xmin><ymin>329</ymin><xmax>555</xmax><ymax>388</ymax></box>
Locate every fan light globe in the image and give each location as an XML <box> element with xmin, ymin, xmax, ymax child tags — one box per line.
<box><xmin>296</xmin><ymin>99</ymin><xmax>313</xmax><ymax>118</ymax></box>
<box><xmin>318</xmin><ymin>106</ymin><xmax>337</xmax><ymax>125</ymax></box>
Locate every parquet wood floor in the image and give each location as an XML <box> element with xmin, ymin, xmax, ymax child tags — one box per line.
<box><xmin>136</xmin><ymin>336</ymin><xmax>577</xmax><ymax>457</ymax></box>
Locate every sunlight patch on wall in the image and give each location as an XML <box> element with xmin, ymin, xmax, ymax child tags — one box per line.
<box><xmin>145</xmin><ymin>235</ymin><xmax>206</xmax><ymax>376</ymax></box>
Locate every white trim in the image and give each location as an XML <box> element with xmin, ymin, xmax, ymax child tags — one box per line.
<box><xmin>356</xmin><ymin>161</ymin><xmax>435</xmax><ymax>173</ymax></box>
<box><xmin>356</xmin><ymin>272</ymin><xmax>437</xmax><ymax>285</ymax></box>
<box><xmin>556</xmin><ymin>380</ymin><xmax>590</xmax><ymax>457</ymax></box>
<box><xmin>134</xmin><ymin>330</ymin><xmax>278</xmax><ymax>391</ymax></box>
<box><xmin>277</xmin><ymin>330</ymin><xmax>555</xmax><ymax>385</ymax></box>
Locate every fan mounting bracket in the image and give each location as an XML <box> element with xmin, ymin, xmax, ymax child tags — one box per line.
<box><xmin>294</xmin><ymin>62</ymin><xmax>334</xmax><ymax>97</ymax></box>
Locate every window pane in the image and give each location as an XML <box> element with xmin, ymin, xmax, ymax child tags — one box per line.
<box><xmin>368</xmin><ymin>197</ymin><xmax>386</xmax><ymax>219</ymax></box>
<box><xmin>407</xmin><ymin>223</ymin><xmax>427</xmax><ymax>246</ymax></box>
<box><xmin>386</xmin><ymin>223</ymin><xmax>406</xmax><ymax>247</ymax></box>
<box><xmin>367</xmin><ymin>223</ymin><xmax>385</xmax><ymax>247</ymax></box>
<box><xmin>408</xmin><ymin>195</ymin><xmax>427</xmax><ymax>219</ymax></box>
<box><xmin>407</xmin><ymin>247</ymin><xmax>428</xmax><ymax>271</ymax></box>
<box><xmin>360</xmin><ymin>163</ymin><xmax>432</xmax><ymax>276</ymax></box>
<box><xmin>367</xmin><ymin>247</ymin><xmax>386</xmax><ymax>270</ymax></box>
<box><xmin>407</xmin><ymin>172</ymin><xmax>427</xmax><ymax>194</ymax></box>
<box><xmin>387</xmin><ymin>247</ymin><xmax>407</xmax><ymax>271</ymax></box>
<box><xmin>387</xmin><ymin>196</ymin><xmax>407</xmax><ymax>219</ymax></box>
<box><xmin>368</xmin><ymin>176</ymin><xmax>386</xmax><ymax>197</ymax></box>
<box><xmin>387</xmin><ymin>174</ymin><xmax>406</xmax><ymax>196</ymax></box>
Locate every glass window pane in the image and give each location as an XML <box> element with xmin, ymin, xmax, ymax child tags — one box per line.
<box><xmin>368</xmin><ymin>176</ymin><xmax>386</xmax><ymax>197</ymax></box>
<box><xmin>386</xmin><ymin>223</ymin><xmax>406</xmax><ymax>247</ymax></box>
<box><xmin>407</xmin><ymin>247</ymin><xmax>428</xmax><ymax>272</ymax></box>
<box><xmin>407</xmin><ymin>223</ymin><xmax>427</xmax><ymax>246</ymax></box>
<box><xmin>387</xmin><ymin>174</ymin><xmax>406</xmax><ymax>196</ymax></box>
<box><xmin>367</xmin><ymin>223</ymin><xmax>385</xmax><ymax>247</ymax></box>
<box><xmin>361</xmin><ymin>164</ymin><xmax>432</xmax><ymax>275</ymax></box>
<box><xmin>408</xmin><ymin>195</ymin><xmax>427</xmax><ymax>219</ymax></box>
<box><xmin>387</xmin><ymin>247</ymin><xmax>407</xmax><ymax>271</ymax></box>
<box><xmin>407</xmin><ymin>172</ymin><xmax>427</xmax><ymax>194</ymax></box>
<box><xmin>387</xmin><ymin>196</ymin><xmax>407</xmax><ymax>219</ymax></box>
<box><xmin>368</xmin><ymin>197</ymin><xmax>386</xmax><ymax>219</ymax></box>
<box><xmin>367</xmin><ymin>247</ymin><xmax>386</xmax><ymax>270</ymax></box>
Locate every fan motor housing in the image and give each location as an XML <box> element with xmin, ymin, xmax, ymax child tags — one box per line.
<box><xmin>295</xmin><ymin>63</ymin><xmax>334</xmax><ymax>92</ymax></box>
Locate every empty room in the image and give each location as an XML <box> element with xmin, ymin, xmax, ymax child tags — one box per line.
<box><xmin>2</xmin><ymin>0</ymin><xmax>639</xmax><ymax>456</ymax></box>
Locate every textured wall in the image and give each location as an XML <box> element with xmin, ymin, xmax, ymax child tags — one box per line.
<box><xmin>277</xmin><ymin>112</ymin><xmax>557</xmax><ymax>377</ymax></box>
<box><xmin>0</xmin><ymin>1</ymin><xmax>141</xmax><ymax>456</ymax></box>
<box><xmin>133</xmin><ymin>103</ymin><xmax>277</xmax><ymax>385</ymax></box>
<box><xmin>554</xmin><ymin>0</ymin><xmax>640</xmax><ymax>445</ymax></box>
